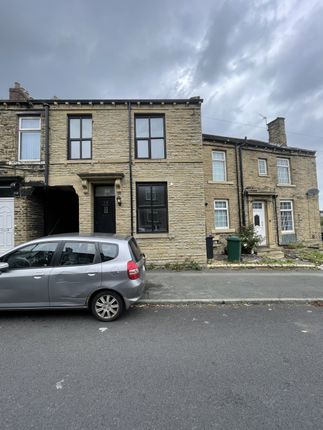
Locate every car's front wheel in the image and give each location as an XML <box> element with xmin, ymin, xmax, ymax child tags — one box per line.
<box><xmin>91</xmin><ymin>291</ymin><xmax>123</xmax><ymax>322</ymax></box>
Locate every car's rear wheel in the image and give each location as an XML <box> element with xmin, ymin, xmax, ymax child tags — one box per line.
<box><xmin>91</xmin><ymin>291</ymin><xmax>123</xmax><ymax>322</ymax></box>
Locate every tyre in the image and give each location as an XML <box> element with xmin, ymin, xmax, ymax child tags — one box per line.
<box><xmin>91</xmin><ymin>291</ymin><xmax>123</xmax><ymax>322</ymax></box>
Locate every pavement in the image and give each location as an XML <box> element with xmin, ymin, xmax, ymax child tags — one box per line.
<box><xmin>140</xmin><ymin>269</ymin><xmax>323</xmax><ymax>305</ymax></box>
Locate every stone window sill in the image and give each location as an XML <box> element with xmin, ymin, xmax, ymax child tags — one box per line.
<box><xmin>212</xmin><ymin>228</ymin><xmax>236</xmax><ymax>234</ymax></box>
<box><xmin>207</xmin><ymin>181</ymin><xmax>234</xmax><ymax>185</ymax></box>
<box><xmin>135</xmin><ymin>233</ymin><xmax>173</xmax><ymax>239</ymax></box>
<box><xmin>134</xmin><ymin>159</ymin><xmax>168</xmax><ymax>163</ymax></box>
<box><xmin>276</xmin><ymin>184</ymin><xmax>296</xmax><ymax>188</ymax></box>
<box><xmin>67</xmin><ymin>160</ymin><xmax>93</xmax><ymax>163</ymax></box>
<box><xmin>9</xmin><ymin>161</ymin><xmax>45</xmax><ymax>165</ymax></box>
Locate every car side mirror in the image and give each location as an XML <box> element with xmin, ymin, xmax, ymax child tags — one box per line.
<box><xmin>0</xmin><ymin>262</ymin><xmax>9</xmax><ymax>272</ymax></box>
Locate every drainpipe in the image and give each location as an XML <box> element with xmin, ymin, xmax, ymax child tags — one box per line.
<box><xmin>273</xmin><ymin>195</ymin><xmax>280</xmax><ymax>245</ymax></box>
<box><xmin>44</xmin><ymin>103</ymin><xmax>50</xmax><ymax>236</ymax></box>
<box><xmin>128</xmin><ymin>101</ymin><xmax>134</xmax><ymax>235</ymax></box>
<box><xmin>44</xmin><ymin>104</ymin><xmax>50</xmax><ymax>186</ymax></box>
<box><xmin>238</xmin><ymin>137</ymin><xmax>248</xmax><ymax>227</ymax></box>
<box><xmin>234</xmin><ymin>143</ymin><xmax>242</xmax><ymax>229</ymax></box>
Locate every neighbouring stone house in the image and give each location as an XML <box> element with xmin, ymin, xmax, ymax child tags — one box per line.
<box><xmin>0</xmin><ymin>83</ymin><xmax>321</xmax><ymax>263</ymax></box>
<box><xmin>203</xmin><ymin>117</ymin><xmax>321</xmax><ymax>254</ymax></box>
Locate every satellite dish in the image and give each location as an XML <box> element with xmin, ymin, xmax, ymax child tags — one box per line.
<box><xmin>306</xmin><ymin>188</ymin><xmax>319</xmax><ymax>197</ymax></box>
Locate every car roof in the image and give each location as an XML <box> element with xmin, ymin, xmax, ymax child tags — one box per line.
<box><xmin>25</xmin><ymin>233</ymin><xmax>132</xmax><ymax>245</ymax></box>
<box><xmin>0</xmin><ymin>233</ymin><xmax>135</xmax><ymax>257</ymax></box>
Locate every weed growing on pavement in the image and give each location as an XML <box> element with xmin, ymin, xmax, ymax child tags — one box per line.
<box><xmin>296</xmin><ymin>249</ymin><xmax>323</xmax><ymax>266</ymax></box>
<box><xmin>258</xmin><ymin>258</ymin><xmax>296</xmax><ymax>265</ymax></box>
<box><xmin>164</xmin><ymin>259</ymin><xmax>202</xmax><ymax>271</ymax></box>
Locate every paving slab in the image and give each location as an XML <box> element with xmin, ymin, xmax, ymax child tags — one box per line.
<box><xmin>140</xmin><ymin>269</ymin><xmax>323</xmax><ymax>304</ymax></box>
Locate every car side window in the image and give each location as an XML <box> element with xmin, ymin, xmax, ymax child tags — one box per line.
<box><xmin>59</xmin><ymin>242</ymin><xmax>96</xmax><ymax>266</ymax></box>
<box><xmin>100</xmin><ymin>243</ymin><xmax>118</xmax><ymax>262</ymax></box>
<box><xmin>4</xmin><ymin>242</ymin><xmax>59</xmax><ymax>269</ymax></box>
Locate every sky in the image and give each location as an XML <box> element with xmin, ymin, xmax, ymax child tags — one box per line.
<box><xmin>0</xmin><ymin>0</ymin><xmax>322</xmax><ymax>207</ymax></box>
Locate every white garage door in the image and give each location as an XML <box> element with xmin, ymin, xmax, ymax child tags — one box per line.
<box><xmin>0</xmin><ymin>198</ymin><xmax>14</xmax><ymax>254</ymax></box>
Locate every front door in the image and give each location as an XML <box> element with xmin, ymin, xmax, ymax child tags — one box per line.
<box><xmin>94</xmin><ymin>185</ymin><xmax>116</xmax><ymax>233</ymax></box>
<box><xmin>0</xmin><ymin>198</ymin><xmax>14</xmax><ymax>254</ymax></box>
<box><xmin>252</xmin><ymin>201</ymin><xmax>267</xmax><ymax>246</ymax></box>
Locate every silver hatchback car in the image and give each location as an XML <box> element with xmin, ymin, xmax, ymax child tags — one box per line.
<box><xmin>0</xmin><ymin>234</ymin><xmax>145</xmax><ymax>321</ymax></box>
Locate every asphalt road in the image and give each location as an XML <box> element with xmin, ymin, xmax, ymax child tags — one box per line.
<box><xmin>1</xmin><ymin>304</ymin><xmax>323</xmax><ymax>430</ymax></box>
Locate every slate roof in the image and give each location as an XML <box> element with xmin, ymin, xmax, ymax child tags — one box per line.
<box><xmin>203</xmin><ymin>133</ymin><xmax>315</xmax><ymax>155</ymax></box>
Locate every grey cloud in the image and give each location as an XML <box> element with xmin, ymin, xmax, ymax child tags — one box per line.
<box><xmin>267</xmin><ymin>4</ymin><xmax>323</xmax><ymax>103</ymax></box>
<box><xmin>193</xmin><ymin>0</ymin><xmax>278</xmax><ymax>86</ymax></box>
<box><xmin>0</xmin><ymin>0</ymin><xmax>207</xmax><ymax>98</ymax></box>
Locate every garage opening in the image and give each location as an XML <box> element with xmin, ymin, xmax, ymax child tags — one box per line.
<box><xmin>43</xmin><ymin>187</ymin><xmax>79</xmax><ymax>235</ymax></box>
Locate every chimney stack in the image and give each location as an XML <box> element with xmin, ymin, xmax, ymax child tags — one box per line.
<box><xmin>267</xmin><ymin>117</ymin><xmax>287</xmax><ymax>147</ymax></box>
<box><xmin>9</xmin><ymin>82</ymin><xmax>32</xmax><ymax>101</ymax></box>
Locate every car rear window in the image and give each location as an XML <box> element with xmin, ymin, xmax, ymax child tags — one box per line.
<box><xmin>128</xmin><ymin>238</ymin><xmax>142</xmax><ymax>262</ymax></box>
<box><xmin>99</xmin><ymin>243</ymin><xmax>118</xmax><ymax>262</ymax></box>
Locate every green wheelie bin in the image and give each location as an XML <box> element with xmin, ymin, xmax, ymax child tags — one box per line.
<box><xmin>227</xmin><ymin>236</ymin><xmax>241</xmax><ymax>262</ymax></box>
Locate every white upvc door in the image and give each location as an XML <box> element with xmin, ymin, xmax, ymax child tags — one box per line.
<box><xmin>252</xmin><ymin>201</ymin><xmax>267</xmax><ymax>246</ymax></box>
<box><xmin>0</xmin><ymin>198</ymin><xmax>14</xmax><ymax>254</ymax></box>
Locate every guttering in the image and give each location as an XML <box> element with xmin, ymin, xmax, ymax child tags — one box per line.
<box><xmin>44</xmin><ymin>104</ymin><xmax>50</xmax><ymax>187</ymax></box>
<box><xmin>1</xmin><ymin>97</ymin><xmax>203</xmax><ymax>106</ymax></box>
<box><xmin>128</xmin><ymin>102</ymin><xmax>134</xmax><ymax>236</ymax></box>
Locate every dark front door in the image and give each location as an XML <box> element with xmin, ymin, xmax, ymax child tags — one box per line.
<box><xmin>94</xmin><ymin>186</ymin><xmax>116</xmax><ymax>233</ymax></box>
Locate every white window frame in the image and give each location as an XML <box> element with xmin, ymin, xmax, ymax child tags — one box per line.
<box><xmin>212</xmin><ymin>151</ymin><xmax>227</xmax><ymax>182</ymax></box>
<box><xmin>258</xmin><ymin>158</ymin><xmax>267</xmax><ymax>176</ymax></box>
<box><xmin>280</xmin><ymin>200</ymin><xmax>294</xmax><ymax>233</ymax></box>
<box><xmin>18</xmin><ymin>116</ymin><xmax>41</xmax><ymax>162</ymax></box>
<box><xmin>214</xmin><ymin>199</ymin><xmax>229</xmax><ymax>230</ymax></box>
<box><xmin>277</xmin><ymin>158</ymin><xmax>291</xmax><ymax>185</ymax></box>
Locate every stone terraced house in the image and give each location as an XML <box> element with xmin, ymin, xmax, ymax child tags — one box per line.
<box><xmin>203</xmin><ymin>118</ymin><xmax>321</xmax><ymax>255</ymax></box>
<box><xmin>0</xmin><ymin>83</ymin><xmax>321</xmax><ymax>263</ymax></box>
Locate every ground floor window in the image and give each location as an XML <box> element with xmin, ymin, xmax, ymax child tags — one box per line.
<box><xmin>280</xmin><ymin>200</ymin><xmax>294</xmax><ymax>233</ymax></box>
<box><xmin>136</xmin><ymin>183</ymin><xmax>168</xmax><ymax>233</ymax></box>
<box><xmin>214</xmin><ymin>200</ymin><xmax>229</xmax><ymax>229</ymax></box>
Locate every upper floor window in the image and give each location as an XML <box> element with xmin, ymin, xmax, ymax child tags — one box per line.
<box><xmin>214</xmin><ymin>200</ymin><xmax>229</xmax><ymax>229</ymax></box>
<box><xmin>135</xmin><ymin>116</ymin><xmax>165</xmax><ymax>159</ymax></box>
<box><xmin>258</xmin><ymin>158</ymin><xmax>267</xmax><ymax>176</ymax></box>
<box><xmin>19</xmin><ymin>117</ymin><xmax>41</xmax><ymax>161</ymax></box>
<box><xmin>277</xmin><ymin>158</ymin><xmax>291</xmax><ymax>184</ymax></box>
<box><xmin>68</xmin><ymin>116</ymin><xmax>92</xmax><ymax>160</ymax></box>
<box><xmin>136</xmin><ymin>183</ymin><xmax>168</xmax><ymax>233</ymax></box>
<box><xmin>212</xmin><ymin>151</ymin><xmax>226</xmax><ymax>181</ymax></box>
<box><xmin>280</xmin><ymin>200</ymin><xmax>294</xmax><ymax>233</ymax></box>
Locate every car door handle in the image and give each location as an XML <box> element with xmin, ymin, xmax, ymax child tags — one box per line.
<box><xmin>87</xmin><ymin>273</ymin><xmax>96</xmax><ymax>277</ymax></box>
<box><xmin>33</xmin><ymin>275</ymin><xmax>43</xmax><ymax>279</ymax></box>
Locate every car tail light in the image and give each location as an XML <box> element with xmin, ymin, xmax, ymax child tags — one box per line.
<box><xmin>127</xmin><ymin>260</ymin><xmax>140</xmax><ymax>280</ymax></box>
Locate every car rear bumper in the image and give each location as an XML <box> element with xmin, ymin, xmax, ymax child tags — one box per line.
<box><xmin>123</xmin><ymin>279</ymin><xmax>146</xmax><ymax>309</ymax></box>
